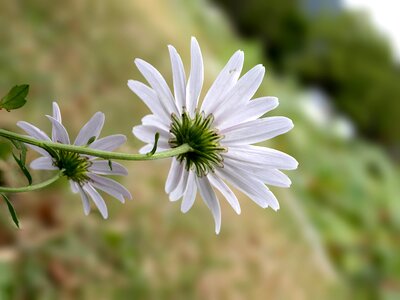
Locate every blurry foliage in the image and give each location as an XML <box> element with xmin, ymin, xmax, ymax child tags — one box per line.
<box><xmin>211</xmin><ymin>0</ymin><xmax>308</xmax><ymax>71</ymax></box>
<box><xmin>286</xmin><ymin>105</ymin><xmax>400</xmax><ymax>299</ymax></box>
<box><xmin>212</xmin><ymin>0</ymin><xmax>400</xmax><ymax>155</ymax></box>
<box><xmin>1</xmin><ymin>0</ymin><xmax>400</xmax><ymax>299</ymax></box>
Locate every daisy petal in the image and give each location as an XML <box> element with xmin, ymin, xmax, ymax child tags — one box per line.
<box><xmin>89</xmin><ymin>134</ymin><xmax>126</xmax><ymax>151</ymax></box>
<box><xmin>256</xmin><ymin>169</ymin><xmax>292</xmax><ymax>187</ymax></box>
<box><xmin>218</xmin><ymin>97</ymin><xmax>279</xmax><ymax>130</ymax></box>
<box><xmin>30</xmin><ymin>157</ymin><xmax>57</xmax><ymax>170</ymax></box>
<box><xmin>88</xmin><ymin>173</ymin><xmax>132</xmax><ymax>200</ymax></box>
<box><xmin>89</xmin><ymin>160</ymin><xmax>128</xmax><ymax>176</ymax></box>
<box><xmin>168</xmin><ymin>45</ymin><xmax>186</xmax><ymax>111</ymax></box>
<box><xmin>224</xmin><ymin>158</ymin><xmax>292</xmax><ymax>187</ymax></box>
<box><xmin>127</xmin><ymin>80</ymin><xmax>170</xmax><ymax>123</ymax></box>
<box><xmin>221</xmin><ymin>117</ymin><xmax>294</xmax><ymax>145</ymax></box>
<box><xmin>74</xmin><ymin>112</ymin><xmax>105</xmax><ymax>146</ymax></box>
<box><xmin>165</xmin><ymin>158</ymin><xmax>183</xmax><ymax>194</ymax></box>
<box><xmin>212</xmin><ymin>64</ymin><xmax>265</xmax><ymax>122</ymax></box>
<box><xmin>77</xmin><ymin>185</ymin><xmax>91</xmax><ymax>215</ymax></box>
<box><xmin>208</xmin><ymin>173</ymin><xmax>240</xmax><ymax>214</ymax></box>
<box><xmin>52</xmin><ymin>102</ymin><xmax>62</xmax><ymax>123</ymax></box>
<box><xmin>132</xmin><ymin>124</ymin><xmax>170</xmax><ymax>145</ymax></box>
<box><xmin>201</xmin><ymin>50</ymin><xmax>244</xmax><ymax>114</ymax></box>
<box><xmin>141</xmin><ymin>115</ymin><xmax>170</xmax><ymax>132</ymax></box>
<box><xmin>169</xmin><ymin>169</ymin><xmax>189</xmax><ymax>201</ymax></box>
<box><xmin>83</xmin><ymin>183</ymin><xmax>108</xmax><ymax>219</ymax></box>
<box><xmin>181</xmin><ymin>171</ymin><xmax>197</xmax><ymax>213</ymax></box>
<box><xmin>134</xmin><ymin>58</ymin><xmax>178</xmax><ymax>115</ymax></box>
<box><xmin>224</xmin><ymin>145</ymin><xmax>298</xmax><ymax>170</ymax></box>
<box><xmin>70</xmin><ymin>181</ymin><xmax>79</xmax><ymax>194</ymax></box>
<box><xmin>89</xmin><ymin>180</ymin><xmax>125</xmax><ymax>203</ymax></box>
<box><xmin>217</xmin><ymin>165</ymin><xmax>279</xmax><ymax>210</ymax></box>
<box><xmin>186</xmin><ymin>37</ymin><xmax>204</xmax><ymax>115</ymax></box>
<box><xmin>196</xmin><ymin>176</ymin><xmax>221</xmax><ymax>234</ymax></box>
<box><xmin>26</xmin><ymin>144</ymin><xmax>51</xmax><ymax>157</ymax></box>
<box><xmin>17</xmin><ymin>121</ymin><xmax>50</xmax><ymax>141</ymax></box>
<box><xmin>139</xmin><ymin>144</ymin><xmax>154</xmax><ymax>154</ymax></box>
<box><xmin>46</xmin><ymin>115</ymin><xmax>70</xmax><ymax>144</ymax></box>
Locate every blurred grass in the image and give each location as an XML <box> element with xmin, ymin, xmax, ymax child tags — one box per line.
<box><xmin>0</xmin><ymin>0</ymin><xmax>399</xmax><ymax>299</ymax></box>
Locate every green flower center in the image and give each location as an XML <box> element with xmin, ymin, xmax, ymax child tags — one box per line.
<box><xmin>53</xmin><ymin>151</ymin><xmax>92</xmax><ymax>184</ymax></box>
<box><xmin>169</xmin><ymin>110</ymin><xmax>225</xmax><ymax>176</ymax></box>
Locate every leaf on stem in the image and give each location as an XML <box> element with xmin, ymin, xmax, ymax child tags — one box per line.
<box><xmin>0</xmin><ymin>84</ymin><xmax>29</xmax><ymax>111</ymax></box>
<box><xmin>1</xmin><ymin>193</ymin><xmax>20</xmax><ymax>228</ymax></box>
<box><xmin>11</xmin><ymin>140</ymin><xmax>32</xmax><ymax>185</ymax></box>
<box><xmin>86</xmin><ymin>136</ymin><xmax>96</xmax><ymax>146</ymax></box>
<box><xmin>146</xmin><ymin>132</ymin><xmax>160</xmax><ymax>156</ymax></box>
<box><xmin>42</xmin><ymin>144</ymin><xmax>60</xmax><ymax>161</ymax></box>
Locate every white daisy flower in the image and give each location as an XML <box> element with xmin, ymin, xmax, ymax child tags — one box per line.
<box><xmin>17</xmin><ymin>102</ymin><xmax>132</xmax><ymax>218</ymax></box>
<box><xmin>129</xmin><ymin>37</ymin><xmax>298</xmax><ymax>234</ymax></box>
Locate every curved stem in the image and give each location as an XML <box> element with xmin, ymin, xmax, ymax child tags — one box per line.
<box><xmin>0</xmin><ymin>129</ymin><xmax>192</xmax><ymax>161</ymax></box>
<box><xmin>0</xmin><ymin>172</ymin><xmax>62</xmax><ymax>193</ymax></box>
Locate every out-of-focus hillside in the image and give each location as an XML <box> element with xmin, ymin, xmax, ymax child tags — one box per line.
<box><xmin>0</xmin><ymin>0</ymin><xmax>399</xmax><ymax>299</ymax></box>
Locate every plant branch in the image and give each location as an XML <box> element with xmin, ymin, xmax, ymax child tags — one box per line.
<box><xmin>0</xmin><ymin>129</ymin><xmax>192</xmax><ymax>161</ymax></box>
<box><xmin>0</xmin><ymin>172</ymin><xmax>62</xmax><ymax>193</ymax></box>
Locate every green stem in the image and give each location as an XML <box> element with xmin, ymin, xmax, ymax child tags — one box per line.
<box><xmin>0</xmin><ymin>172</ymin><xmax>62</xmax><ymax>193</ymax></box>
<box><xmin>0</xmin><ymin>129</ymin><xmax>193</xmax><ymax>161</ymax></box>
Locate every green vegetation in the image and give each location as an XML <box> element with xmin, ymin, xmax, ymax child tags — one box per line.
<box><xmin>213</xmin><ymin>0</ymin><xmax>400</xmax><ymax>153</ymax></box>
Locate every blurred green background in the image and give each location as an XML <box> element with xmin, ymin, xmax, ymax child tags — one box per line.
<box><xmin>0</xmin><ymin>0</ymin><xmax>399</xmax><ymax>299</ymax></box>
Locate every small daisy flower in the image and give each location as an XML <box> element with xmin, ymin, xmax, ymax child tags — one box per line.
<box><xmin>129</xmin><ymin>37</ymin><xmax>298</xmax><ymax>234</ymax></box>
<box><xmin>17</xmin><ymin>102</ymin><xmax>132</xmax><ymax>218</ymax></box>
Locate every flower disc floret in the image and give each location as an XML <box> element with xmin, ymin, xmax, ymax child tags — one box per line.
<box><xmin>53</xmin><ymin>151</ymin><xmax>92</xmax><ymax>184</ymax></box>
<box><xmin>169</xmin><ymin>110</ymin><xmax>225</xmax><ymax>176</ymax></box>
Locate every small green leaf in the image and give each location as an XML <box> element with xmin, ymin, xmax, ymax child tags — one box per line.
<box><xmin>12</xmin><ymin>153</ymin><xmax>32</xmax><ymax>185</ymax></box>
<box><xmin>42</xmin><ymin>145</ymin><xmax>59</xmax><ymax>160</ymax></box>
<box><xmin>147</xmin><ymin>132</ymin><xmax>160</xmax><ymax>156</ymax></box>
<box><xmin>86</xmin><ymin>136</ymin><xmax>96</xmax><ymax>146</ymax></box>
<box><xmin>1</xmin><ymin>193</ymin><xmax>20</xmax><ymax>228</ymax></box>
<box><xmin>0</xmin><ymin>84</ymin><xmax>29</xmax><ymax>111</ymax></box>
<box><xmin>10</xmin><ymin>139</ymin><xmax>27</xmax><ymax>163</ymax></box>
<box><xmin>108</xmin><ymin>160</ymin><xmax>113</xmax><ymax>171</ymax></box>
<box><xmin>10</xmin><ymin>139</ymin><xmax>32</xmax><ymax>185</ymax></box>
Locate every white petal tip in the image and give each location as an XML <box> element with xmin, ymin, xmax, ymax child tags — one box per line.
<box><xmin>134</xmin><ymin>58</ymin><xmax>145</xmax><ymax>66</ymax></box>
<box><xmin>293</xmin><ymin>159</ymin><xmax>299</xmax><ymax>169</ymax></box>
<box><xmin>96</xmin><ymin>111</ymin><xmax>105</xmax><ymax>119</ymax></box>
<box><xmin>52</xmin><ymin>101</ymin><xmax>59</xmax><ymax>108</ymax></box>
<box><xmin>270</xmin><ymin>203</ymin><xmax>280</xmax><ymax>211</ymax></box>
<box><xmin>269</xmin><ymin>96</ymin><xmax>279</xmax><ymax>106</ymax></box>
